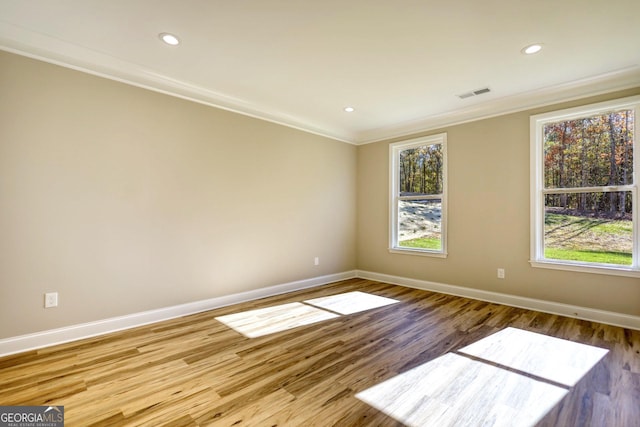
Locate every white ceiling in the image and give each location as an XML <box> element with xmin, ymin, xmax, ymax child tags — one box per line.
<box><xmin>1</xmin><ymin>0</ymin><xmax>639</xmax><ymax>144</ymax></box>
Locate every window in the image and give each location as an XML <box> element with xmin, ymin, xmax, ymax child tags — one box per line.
<box><xmin>390</xmin><ymin>133</ymin><xmax>447</xmax><ymax>256</ymax></box>
<box><xmin>530</xmin><ymin>96</ymin><xmax>639</xmax><ymax>276</ymax></box>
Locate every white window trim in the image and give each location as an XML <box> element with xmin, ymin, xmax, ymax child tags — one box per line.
<box><xmin>389</xmin><ymin>133</ymin><xmax>448</xmax><ymax>257</ymax></box>
<box><xmin>530</xmin><ymin>95</ymin><xmax>640</xmax><ymax>278</ymax></box>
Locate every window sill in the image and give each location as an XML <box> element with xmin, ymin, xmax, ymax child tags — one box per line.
<box><xmin>530</xmin><ymin>259</ymin><xmax>640</xmax><ymax>278</ymax></box>
<box><xmin>389</xmin><ymin>247</ymin><xmax>448</xmax><ymax>258</ymax></box>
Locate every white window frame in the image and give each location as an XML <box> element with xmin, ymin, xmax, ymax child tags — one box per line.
<box><xmin>530</xmin><ymin>95</ymin><xmax>640</xmax><ymax>278</ymax></box>
<box><xmin>389</xmin><ymin>133</ymin><xmax>448</xmax><ymax>257</ymax></box>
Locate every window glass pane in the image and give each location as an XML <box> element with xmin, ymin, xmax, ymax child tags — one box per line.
<box><xmin>544</xmin><ymin>191</ymin><xmax>632</xmax><ymax>266</ymax></box>
<box><xmin>399</xmin><ymin>144</ymin><xmax>443</xmax><ymax>196</ymax></box>
<box><xmin>398</xmin><ymin>199</ymin><xmax>442</xmax><ymax>250</ymax></box>
<box><xmin>543</xmin><ymin>110</ymin><xmax>634</xmax><ymax>189</ymax></box>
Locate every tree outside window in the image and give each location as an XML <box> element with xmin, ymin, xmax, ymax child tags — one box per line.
<box><xmin>531</xmin><ymin>96</ymin><xmax>639</xmax><ymax>276</ymax></box>
<box><xmin>390</xmin><ymin>133</ymin><xmax>447</xmax><ymax>256</ymax></box>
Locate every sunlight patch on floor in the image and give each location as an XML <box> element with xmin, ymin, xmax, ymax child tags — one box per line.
<box><xmin>215</xmin><ymin>292</ymin><xmax>398</xmax><ymax>338</ymax></box>
<box><xmin>215</xmin><ymin>302</ymin><xmax>339</xmax><ymax>338</ymax></box>
<box><xmin>356</xmin><ymin>327</ymin><xmax>609</xmax><ymax>426</ymax></box>
<box><xmin>458</xmin><ymin>327</ymin><xmax>609</xmax><ymax>387</ymax></box>
<box><xmin>356</xmin><ymin>353</ymin><xmax>567</xmax><ymax>427</ymax></box>
<box><xmin>304</xmin><ymin>291</ymin><xmax>400</xmax><ymax>314</ymax></box>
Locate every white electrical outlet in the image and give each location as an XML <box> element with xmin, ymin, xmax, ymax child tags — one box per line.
<box><xmin>497</xmin><ymin>268</ymin><xmax>505</xmax><ymax>279</ymax></box>
<box><xmin>44</xmin><ymin>292</ymin><xmax>58</xmax><ymax>308</ymax></box>
<box><xmin>314</xmin><ymin>257</ymin><xmax>319</xmax><ymax>266</ymax></box>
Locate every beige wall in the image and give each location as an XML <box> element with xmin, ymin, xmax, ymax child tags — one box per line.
<box><xmin>357</xmin><ymin>88</ymin><xmax>640</xmax><ymax>317</ymax></box>
<box><xmin>0</xmin><ymin>51</ymin><xmax>357</xmax><ymax>338</ymax></box>
<box><xmin>1</xmin><ymin>49</ymin><xmax>638</xmax><ymax>341</ymax></box>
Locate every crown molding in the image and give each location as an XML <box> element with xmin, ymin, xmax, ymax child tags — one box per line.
<box><xmin>2</xmin><ymin>22</ymin><xmax>638</xmax><ymax>146</ymax></box>
<box><xmin>354</xmin><ymin>66</ymin><xmax>640</xmax><ymax>144</ymax></box>
<box><xmin>0</xmin><ymin>22</ymin><xmax>356</xmax><ymax>144</ymax></box>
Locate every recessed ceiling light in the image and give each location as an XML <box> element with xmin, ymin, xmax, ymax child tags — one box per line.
<box><xmin>522</xmin><ymin>43</ymin><xmax>542</xmax><ymax>55</ymax></box>
<box><xmin>159</xmin><ymin>33</ymin><xmax>180</xmax><ymax>46</ymax></box>
<box><xmin>344</xmin><ymin>106</ymin><xmax>355</xmax><ymax>112</ymax></box>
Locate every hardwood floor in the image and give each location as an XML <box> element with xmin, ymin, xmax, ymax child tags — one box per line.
<box><xmin>0</xmin><ymin>278</ymin><xmax>638</xmax><ymax>426</ymax></box>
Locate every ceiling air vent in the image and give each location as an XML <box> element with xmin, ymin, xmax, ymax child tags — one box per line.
<box><xmin>457</xmin><ymin>87</ymin><xmax>491</xmax><ymax>99</ymax></box>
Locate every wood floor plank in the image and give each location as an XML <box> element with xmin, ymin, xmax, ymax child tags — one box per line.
<box><xmin>0</xmin><ymin>278</ymin><xmax>638</xmax><ymax>426</ymax></box>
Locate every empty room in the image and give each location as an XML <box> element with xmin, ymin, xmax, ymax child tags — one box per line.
<box><xmin>0</xmin><ymin>1</ymin><xmax>639</xmax><ymax>426</ymax></box>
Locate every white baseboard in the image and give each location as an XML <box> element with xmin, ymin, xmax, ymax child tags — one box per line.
<box><xmin>356</xmin><ymin>270</ymin><xmax>640</xmax><ymax>331</ymax></box>
<box><xmin>0</xmin><ymin>270</ymin><xmax>357</xmax><ymax>357</ymax></box>
<box><xmin>4</xmin><ymin>269</ymin><xmax>636</xmax><ymax>357</ymax></box>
